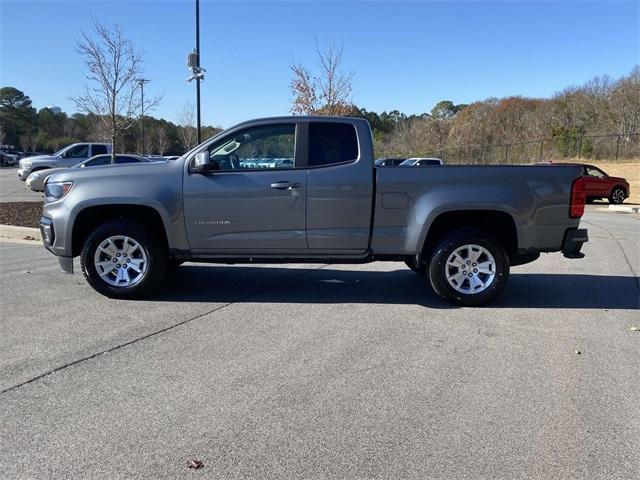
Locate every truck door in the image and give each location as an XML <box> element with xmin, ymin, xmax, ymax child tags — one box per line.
<box><xmin>59</xmin><ymin>144</ymin><xmax>90</xmax><ymax>167</ymax></box>
<box><xmin>183</xmin><ymin>122</ymin><xmax>308</xmax><ymax>252</ymax></box>
<box><xmin>304</xmin><ymin>120</ymin><xmax>374</xmax><ymax>252</ymax></box>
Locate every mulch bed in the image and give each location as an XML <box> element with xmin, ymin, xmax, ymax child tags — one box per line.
<box><xmin>0</xmin><ymin>202</ymin><xmax>43</xmax><ymax>228</ymax></box>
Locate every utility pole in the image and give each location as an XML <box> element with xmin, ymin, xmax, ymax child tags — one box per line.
<box><xmin>195</xmin><ymin>0</ymin><xmax>201</xmax><ymax>144</ymax></box>
<box><xmin>187</xmin><ymin>0</ymin><xmax>206</xmax><ymax>144</ymax></box>
<box><xmin>136</xmin><ymin>78</ymin><xmax>150</xmax><ymax>156</ymax></box>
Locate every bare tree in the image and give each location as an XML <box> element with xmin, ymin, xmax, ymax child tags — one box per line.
<box><xmin>154</xmin><ymin>125</ymin><xmax>170</xmax><ymax>155</ymax></box>
<box><xmin>73</xmin><ymin>21</ymin><xmax>158</xmax><ymax>162</ymax></box>
<box><xmin>177</xmin><ymin>102</ymin><xmax>197</xmax><ymax>152</ymax></box>
<box><xmin>290</xmin><ymin>42</ymin><xmax>354</xmax><ymax>116</ymax></box>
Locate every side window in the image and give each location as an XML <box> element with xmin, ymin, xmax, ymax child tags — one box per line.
<box><xmin>67</xmin><ymin>145</ymin><xmax>89</xmax><ymax>158</ymax></box>
<box><xmin>84</xmin><ymin>156</ymin><xmax>110</xmax><ymax>167</ymax></box>
<box><xmin>116</xmin><ymin>156</ymin><xmax>142</xmax><ymax>164</ymax></box>
<box><xmin>207</xmin><ymin>124</ymin><xmax>295</xmax><ymax>171</ymax></box>
<box><xmin>92</xmin><ymin>144</ymin><xmax>108</xmax><ymax>156</ymax></box>
<box><xmin>308</xmin><ymin>122</ymin><xmax>358</xmax><ymax>167</ymax></box>
<box><xmin>586</xmin><ymin>167</ymin><xmax>605</xmax><ymax>177</ymax></box>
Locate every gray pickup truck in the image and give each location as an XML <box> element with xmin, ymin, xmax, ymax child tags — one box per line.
<box><xmin>40</xmin><ymin>116</ymin><xmax>588</xmax><ymax>306</ymax></box>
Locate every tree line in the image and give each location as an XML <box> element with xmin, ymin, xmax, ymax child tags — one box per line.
<box><xmin>0</xmin><ymin>87</ymin><xmax>219</xmax><ymax>156</ymax></box>
<box><xmin>291</xmin><ymin>45</ymin><xmax>639</xmax><ymax>162</ymax></box>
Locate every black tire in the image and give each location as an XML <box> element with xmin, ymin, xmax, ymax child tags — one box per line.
<box><xmin>609</xmin><ymin>187</ymin><xmax>626</xmax><ymax>204</ymax></box>
<box><xmin>80</xmin><ymin>219</ymin><xmax>167</xmax><ymax>299</ymax></box>
<box><xmin>404</xmin><ymin>258</ymin><xmax>426</xmax><ymax>275</ymax></box>
<box><xmin>427</xmin><ymin>228</ymin><xmax>510</xmax><ymax>306</ymax></box>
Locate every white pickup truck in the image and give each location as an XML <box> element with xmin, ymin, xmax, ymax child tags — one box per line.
<box><xmin>17</xmin><ymin>143</ymin><xmax>112</xmax><ymax>180</ymax></box>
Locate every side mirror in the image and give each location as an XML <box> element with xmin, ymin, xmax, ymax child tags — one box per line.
<box><xmin>194</xmin><ymin>151</ymin><xmax>214</xmax><ymax>174</ymax></box>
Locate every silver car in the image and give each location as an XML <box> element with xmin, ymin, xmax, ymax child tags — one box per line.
<box><xmin>26</xmin><ymin>154</ymin><xmax>149</xmax><ymax>192</ymax></box>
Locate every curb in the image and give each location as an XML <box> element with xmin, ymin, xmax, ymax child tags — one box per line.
<box><xmin>608</xmin><ymin>205</ymin><xmax>640</xmax><ymax>214</ymax></box>
<box><xmin>0</xmin><ymin>224</ymin><xmax>41</xmax><ymax>245</ymax></box>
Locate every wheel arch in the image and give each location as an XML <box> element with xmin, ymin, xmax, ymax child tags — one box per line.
<box><xmin>71</xmin><ymin>204</ymin><xmax>169</xmax><ymax>257</ymax></box>
<box><xmin>419</xmin><ymin>209</ymin><xmax>519</xmax><ymax>263</ymax></box>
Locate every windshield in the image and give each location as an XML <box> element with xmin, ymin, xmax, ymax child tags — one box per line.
<box><xmin>180</xmin><ymin>127</ymin><xmax>229</xmax><ymax>162</ymax></box>
<box><xmin>52</xmin><ymin>145</ymin><xmax>71</xmax><ymax>157</ymax></box>
<box><xmin>399</xmin><ymin>159</ymin><xmax>414</xmax><ymax>166</ymax></box>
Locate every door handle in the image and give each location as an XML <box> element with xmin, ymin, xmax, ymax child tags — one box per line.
<box><xmin>270</xmin><ymin>181</ymin><xmax>301</xmax><ymax>190</ymax></box>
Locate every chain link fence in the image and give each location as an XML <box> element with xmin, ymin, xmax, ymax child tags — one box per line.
<box><xmin>437</xmin><ymin>133</ymin><xmax>640</xmax><ymax>164</ymax></box>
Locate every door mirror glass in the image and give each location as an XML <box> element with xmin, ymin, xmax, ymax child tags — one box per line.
<box><xmin>194</xmin><ymin>151</ymin><xmax>215</xmax><ymax>174</ymax></box>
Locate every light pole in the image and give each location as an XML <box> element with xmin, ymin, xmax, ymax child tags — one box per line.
<box><xmin>187</xmin><ymin>0</ymin><xmax>205</xmax><ymax>143</ymax></box>
<box><xmin>136</xmin><ymin>78</ymin><xmax>150</xmax><ymax>155</ymax></box>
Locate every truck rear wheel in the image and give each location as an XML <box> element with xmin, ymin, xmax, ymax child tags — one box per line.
<box><xmin>427</xmin><ymin>228</ymin><xmax>510</xmax><ymax>306</ymax></box>
<box><xmin>80</xmin><ymin>220</ymin><xmax>167</xmax><ymax>299</ymax></box>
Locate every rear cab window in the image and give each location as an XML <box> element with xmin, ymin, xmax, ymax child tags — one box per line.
<box><xmin>308</xmin><ymin>122</ymin><xmax>358</xmax><ymax>167</ymax></box>
<box><xmin>92</xmin><ymin>144</ymin><xmax>108</xmax><ymax>156</ymax></box>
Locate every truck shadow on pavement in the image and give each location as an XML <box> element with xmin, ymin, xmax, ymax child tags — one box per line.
<box><xmin>154</xmin><ymin>265</ymin><xmax>639</xmax><ymax>310</ymax></box>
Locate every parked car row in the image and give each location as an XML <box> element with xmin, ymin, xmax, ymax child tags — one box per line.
<box><xmin>0</xmin><ymin>151</ymin><xmax>19</xmax><ymax>166</ymax></box>
<box><xmin>1</xmin><ymin>148</ymin><xmax>58</xmax><ymax>166</ymax></box>
<box><xmin>14</xmin><ymin>141</ymin><xmax>181</xmax><ymax>192</ymax></box>
<box><xmin>18</xmin><ymin>143</ymin><xmax>113</xmax><ymax>180</ymax></box>
<box><xmin>375</xmin><ymin>157</ymin><xmax>444</xmax><ymax>167</ymax></box>
<box><xmin>26</xmin><ymin>154</ymin><xmax>151</xmax><ymax>192</ymax></box>
<box><xmin>241</xmin><ymin>158</ymin><xmax>294</xmax><ymax>169</ymax></box>
<box><xmin>376</xmin><ymin>158</ymin><xmax>630</xmax><ymax>204</ymax></box>
<box><xmin>13</xmin><ymin>140</ymin><xmax>631</xmax><ymax>205</ymax></box>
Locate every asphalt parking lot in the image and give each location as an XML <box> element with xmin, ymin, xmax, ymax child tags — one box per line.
<box><xmin>0</xmin><ymin>167</ymin><xmax>43</xmax><ymax>202</ymax></box>
<box><xmin>0</xmin><ymin>207</ymin><xmax>638</xmax><ymax>479</ymax></box>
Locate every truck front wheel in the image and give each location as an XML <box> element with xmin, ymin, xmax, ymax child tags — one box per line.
<box><xmin>404</xmin><ymin>257</ymin><xmax>426</xmax><ymax>275</ymax></box>
<box><xmin>427</xmin><ymin>228</ymin><xmax>510</xmax><ymax>306</ymax></box>
<box><xmin>80</xmin><ymin>220</ymin><xmax>167</xmax><ymax>299</ymax></box>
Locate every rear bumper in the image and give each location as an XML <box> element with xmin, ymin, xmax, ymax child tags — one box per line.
<box><xmin>562</xmin><ymin>228</ymin><xmax>588</xmax><ymax>259</ymax></box>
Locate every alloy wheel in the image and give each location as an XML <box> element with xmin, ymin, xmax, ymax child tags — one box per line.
<box><xmin>93</xmin><ymin>235</ymin><xmax>148</xmax><ymax>287</ymax></box>
<box><xmin>445</xmin><ymin>244</ymin><xmax>496</xmax><ymax>294</ymax></box>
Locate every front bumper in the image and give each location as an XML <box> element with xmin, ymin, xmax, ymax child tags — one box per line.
<box><xmin>18</xmin><ymin>167</ymin><xmax>31</xmax><ymax>180</ymax></box>
<box><xmin>40</xmin><ymin>216</ymin><xmax>74</xmax><ymax>273</ymax></box>
<box><xmin>562</xmin><ymin>228</ymin><xmax>588</xmax><ymax>259</ymax></box>
<box><xmin>39</xmin><ymin>216</ymin><xmax>55</xmax><ymax>247</ymax></box>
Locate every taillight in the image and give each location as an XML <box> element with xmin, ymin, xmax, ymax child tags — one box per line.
<box><xmin>570</xmin><ymin>177</ymin><xmax>586</xmax><ymax>218</ymax></box>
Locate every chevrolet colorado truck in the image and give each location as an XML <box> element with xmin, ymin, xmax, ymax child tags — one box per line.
<box><xmin>39</xmin><ymin>117</ymin><xmax>588</xmax><ymax>306</ymax></box>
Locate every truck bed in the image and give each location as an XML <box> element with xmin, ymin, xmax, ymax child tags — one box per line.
<box><xmin>372</xmin><ymin>164</ymin><xmax>583</xmax><ymax>255</ymax></box>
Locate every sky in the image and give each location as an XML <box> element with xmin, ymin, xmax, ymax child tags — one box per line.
<box><xmin>1</xmin><ymin>0</ymin><xmax>638</xmax><ymax>128</ymax></box>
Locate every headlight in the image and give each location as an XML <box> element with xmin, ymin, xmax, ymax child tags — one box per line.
<box><xmin>21</xmin><ymin>160</ymin><xmax>32</xmax><ymax>168</ymax></box>
<box><xmin>44</xmin><ymin>181</ymin><xmax>73</xmax><ymax>202</ymax></box>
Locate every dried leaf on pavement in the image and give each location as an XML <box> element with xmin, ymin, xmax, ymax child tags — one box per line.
<box><xmin>187</xmin><ymin>458</ymin><xmax>204</xmax><ymax>470</ymax></box>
